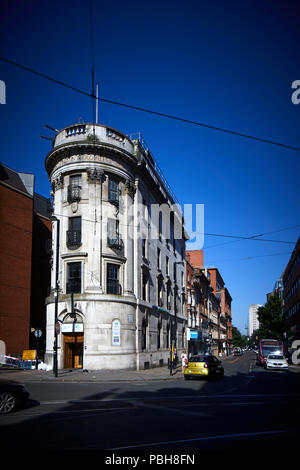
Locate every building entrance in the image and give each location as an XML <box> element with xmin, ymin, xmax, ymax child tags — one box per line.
<box><xmin>63</xmin><ymin>333</ymin><xmax>83</xmax><ymax>369</ymax></box>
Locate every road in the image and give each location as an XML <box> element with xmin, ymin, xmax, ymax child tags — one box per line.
<box><xmin>1</xmin><ymin>352</ymin><xmax>299</xmax><ymax>454</ymax></box>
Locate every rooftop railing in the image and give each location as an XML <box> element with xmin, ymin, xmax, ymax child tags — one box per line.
<box><xmin>130</xmin><ymin>132</ymin><xmax>180</xmax><ymax>206</ymax></box>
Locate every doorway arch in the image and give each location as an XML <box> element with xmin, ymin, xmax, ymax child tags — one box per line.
<box><xmin>61</xmin><ymin>312</ymin><xmax>84</xmax><ymax>369</ymax></box>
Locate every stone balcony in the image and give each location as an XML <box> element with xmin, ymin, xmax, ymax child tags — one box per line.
<box><xmin>53</xmin><ymin>123</ymin><xmax>134</xmax><ymax>155</ymax></box>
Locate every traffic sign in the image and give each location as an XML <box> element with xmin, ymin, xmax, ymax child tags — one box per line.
<box><xmin>55</xmin><ymin>322</ymin><xmax>61</xmax><ymax>335</ymax></box>
<box><xmin>34</xmin><ymin>329</ymin><xmax>42</xmax><ymax>338</ymax></box>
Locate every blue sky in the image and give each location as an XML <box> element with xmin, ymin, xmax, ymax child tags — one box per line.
<box><xmin>1</xmin><ymin>0</ymin><xmax>299</xmax><ymax>334</ymax></box>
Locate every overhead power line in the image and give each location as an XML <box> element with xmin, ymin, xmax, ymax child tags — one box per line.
<box><xmin>214</xmin><ymin>251</ymin><xmax>293</xmax><ymax>263</ymax></box>
<box><xmin>203</xmin><ymin>224</ymin><xmax>300</xmax><ymax>250</ymax></box>
<box><xmin>193</xmin><ymin>231</ymin><xmax>296</xmax><ymax>244</ymax></box>
<box><xmin>0</xmin><ymin>55</ymin><xmax>299</xmax><ymax>152</ymax></box>
<box><xmin>3</xmin><ymin>202</ymin><xmax>298</xmax><ymax>245</ymax></box>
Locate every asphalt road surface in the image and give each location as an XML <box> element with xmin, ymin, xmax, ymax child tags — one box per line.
<box><xmin>1</xmin><ymin>352</ymin><xmax>299</xmax><ymax>455</ymax></box>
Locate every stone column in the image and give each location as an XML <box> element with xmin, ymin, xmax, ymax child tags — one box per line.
<box><xmin>124</xmin><ymin>179</ymin><xmax>136</xmax><ymax>295</ymax></box>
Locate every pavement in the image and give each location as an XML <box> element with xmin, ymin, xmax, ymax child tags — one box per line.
<box><xmin>1</xmin><ymin>354</ymin><xmax>298</xmax><ymax>383</ymax></box>
<box><xmin>0</xmin><ymin>354</ymin><xmax>236</xmax><ymax>383</ymax></box>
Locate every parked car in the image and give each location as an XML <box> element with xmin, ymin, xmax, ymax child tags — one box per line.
<box><xmin>233</xmin><ymin>347</ymin><xmax>242</xmax><ymax>356</ymax></box>
<box><xmin>265</xmin><ymin>354</ymin><xmax>288</xmax><ymax>371</ymax></box>
<box><xmin>184</xmin><ymin>355</ymin><xmax>224</xmax><ymax>380</ymax></box>
<box><xmin>0</xmin><ymin>380</ymin><xmax>30</xmax><ymax>414</ymax></box>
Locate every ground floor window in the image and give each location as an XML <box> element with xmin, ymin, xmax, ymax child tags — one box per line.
<box><xmin>142</xmin><ymin>319</ymin><xmax>147</xmax><ymax>350</ymax></box>
<box><xmin>166</xmin><ymin>324</ymin><xmax>170</xmax><ymax>349</ymax></box>
<box><xmin>157</xmin><ymin>322</ymin><xmax>161</xmax><ymax>349</ymax></box>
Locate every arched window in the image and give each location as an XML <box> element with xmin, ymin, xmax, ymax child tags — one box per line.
<box><xmin>159</xmin><ymin>211</ymin><xmax>162</xmax><ymax>241</ymax></box>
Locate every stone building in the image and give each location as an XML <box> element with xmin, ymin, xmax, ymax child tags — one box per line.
<box><xmin>44</xmin><ymin>123</ymin><xmax>186</xmax><ymax>370</ymax></box>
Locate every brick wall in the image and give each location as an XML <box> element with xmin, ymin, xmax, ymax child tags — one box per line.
<box><xmin>186</xmin><ymin>250</ymin><xmax>203</xmax><ymax>268</ymax></box>
<box><xmin>0</xmin><ymin>184</ymin><xmax>33</xmax><ymax>355</ymax></box>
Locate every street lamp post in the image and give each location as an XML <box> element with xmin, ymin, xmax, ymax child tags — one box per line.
<box><xmin>51</xmin><ymin>216</ymin><xmax>60</xmax><ymax>377</ymax></box>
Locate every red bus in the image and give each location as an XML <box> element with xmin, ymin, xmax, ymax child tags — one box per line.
<box><xmin>257</xmin><ymin>339</ymin><xmax>283</xmax><ymax>366</ymax></box>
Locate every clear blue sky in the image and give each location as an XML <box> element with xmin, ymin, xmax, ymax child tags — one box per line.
<box><xmin>1</xmin><ymin>0</ymin><xmax>300</xmax><ymax>334</ymax></box>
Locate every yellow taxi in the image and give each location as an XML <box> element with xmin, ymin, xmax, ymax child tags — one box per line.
<box><xmin>233</xmin><ymin>347</ymin><xmax>242</xmax><ymax>356</ymax></box>
<box><xmin>184</xmin><ymin>354</ymin><xmax>224</xmax><ymax>380</ymax></box>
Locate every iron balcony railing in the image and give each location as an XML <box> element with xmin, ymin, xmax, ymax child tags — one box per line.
<box><xmin>130</xmin><ymin>132</ymin><xmax>180</xmax><ymax>206</ymax></box>
<box><xmin>67</xmin><ymin>185</ymin><xmax>81</xmax><ymax>203</ymax></box>
<box><xmin>67</xmin><ymin>230</ymin><xmax>82</xmax><ymax>248</ymax></box>
<box><xmin>107</xmin><ymin>234</ymin><xmax>123</xmax><ymax>250</ymax></box>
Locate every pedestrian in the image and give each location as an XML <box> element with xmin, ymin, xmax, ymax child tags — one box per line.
<box><xmin>181</xmin><ymin>350</ymin><xmax>188</xmax><ymax>373</ymax></box>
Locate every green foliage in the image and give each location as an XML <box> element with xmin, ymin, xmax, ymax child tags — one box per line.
<box><xmin>86</xmin><ymin>133</ymin><xmax>100</xmax><ymax>143</ymax></box>
<box><xmin>256</xmin><ymin>293</ymin><xmax>284</xmax><ymax>341</ymax></box>
<box><xmin>247</xmin><ymin>333</ymin><xmax>258</xmax><ymax>348</ymax></box>
<box><xmin>232</xmin><ymin>326</ymin><xmax>247</xmax><ymax>348</ymax></box>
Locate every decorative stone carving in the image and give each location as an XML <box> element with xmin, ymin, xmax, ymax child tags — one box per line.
<box><xmin>51</xmin><ymin>174</ymin><xmax>64</xmax><ymax>191</ymax></box>
<box><xmin>87</xmin><ymin>167</ymin><xmax>106</xmax><ymax>183</ymax></box>
<box><xmin>124</xmin><ymin>179</ymin><xmax>136</xmax><ymax>199</ymax></box>
<box><xmin>71</xmin><ymin>202</ymin><xmax>79</xmax><ymax>213</ymax></box>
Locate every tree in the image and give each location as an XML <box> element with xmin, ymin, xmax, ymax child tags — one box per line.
<box><xmin>247</xmin><ymin>332</ymin><xmax>258</xmax><ymax>349</ymax></box>
<box><xmin>232</xmin><ymin>326</ymin><xmax>247</xmax><ymax>348</ymax></box>
<box><xmin>256</xmin><ymin>293</ymin><xmax>284</xmax><ymax>341</ymax></box>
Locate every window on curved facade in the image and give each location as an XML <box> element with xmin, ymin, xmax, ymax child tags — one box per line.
<box><xmin>107</xmin><ymin>263</ymin><xmax>121</xmax><ymax>295</ymax></box>
<box><xmin>108</xmin><ymin>178</ymin><xmax>119</xmax><ymax>204</ymax></box>
<box><xmin>66</xmin><ymin>262</ymin><xmax>81</xmax><ymax>294</ymax></box>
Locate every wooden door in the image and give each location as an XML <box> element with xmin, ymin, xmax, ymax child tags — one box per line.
<box><xmin>63</xmin><ymin>333</ymin><xmax>84</xmax><ymax>369</ymax></box>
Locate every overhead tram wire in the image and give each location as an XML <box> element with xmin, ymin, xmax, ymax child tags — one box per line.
<box><xmin>203</xmin><ymin>224</ymin><xmax>300</xmax><ymax>250</ymax></box>
<box><xmin>209</xmin><ymin>251</ymin><xmax>294</xmax><ymax>263</ymax></box>
<box><xmin>3</xmin><ymin>201</ymin><xmax>298</xmax><ymax>245</ymax></box>
<box><xmin>0</xmin><ymin>55</ymin><xmax>300</xmax><ymax>152</ymax></box>
<box><xmin>44</xmin><ymin>209</ymin><xmax>298</xmax><ymax>245</ymax></box>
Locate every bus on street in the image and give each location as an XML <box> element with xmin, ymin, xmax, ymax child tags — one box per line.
<box><xmin>257</xmin><ymin>339</ymin><xmax>283</xmax><ymax>366</ymax></box>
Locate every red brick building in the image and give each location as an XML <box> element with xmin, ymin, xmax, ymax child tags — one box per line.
<box><xmin>0</xmin><ymin>163</ymin><xmax>51</xmax><ymax>357</ymax></box>
<box><xmin>206</xmin><ymin>268</ymin><xmax>232</xmax><ymax>355</ymax></box>
<box><xmin>283</xmin><ymin>236</ymin><xmax>300</xmax><ymax>342</ymax></box>
<box><xmin>185</xmin><ymin>249</ymin><xmax>232</xmax><ymax>356</ymax></box>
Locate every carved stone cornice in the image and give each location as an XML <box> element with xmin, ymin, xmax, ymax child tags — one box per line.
<box><xmin>45</xmin><ymin>142</ymin><xmax>136</xmax><ymax>176</ymax></box>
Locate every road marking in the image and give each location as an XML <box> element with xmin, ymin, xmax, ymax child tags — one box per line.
<box><xmin>109</xmin><ymin>429</ymin><xmax>295</xmax><ymax>450</ymax></box>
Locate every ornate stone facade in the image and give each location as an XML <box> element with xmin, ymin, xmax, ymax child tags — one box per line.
<box><xmin>44</xmin><ymin>123</ymin><xmax>186</xmax><ymax>370</ymax></box>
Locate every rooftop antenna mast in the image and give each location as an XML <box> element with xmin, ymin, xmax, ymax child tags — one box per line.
<box><xmin>96</xmin><ymin>82</ymin><xmax>99</xmax><ymax>124</ymax></box>
<box><xmin>90</xmin><ymin>0</ymin><xmax>96</xmax><ymax>137</ymax></box>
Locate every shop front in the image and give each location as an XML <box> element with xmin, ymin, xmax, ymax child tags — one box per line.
<box><xmin>61</xmin><ymin>321</ymin><xmax>84</xmax><ymax>369</ymax></box>
<box><xmin>187</xmin><ymin>328</ymin><xmax>205</xmax><ymax>356</ymax></box>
